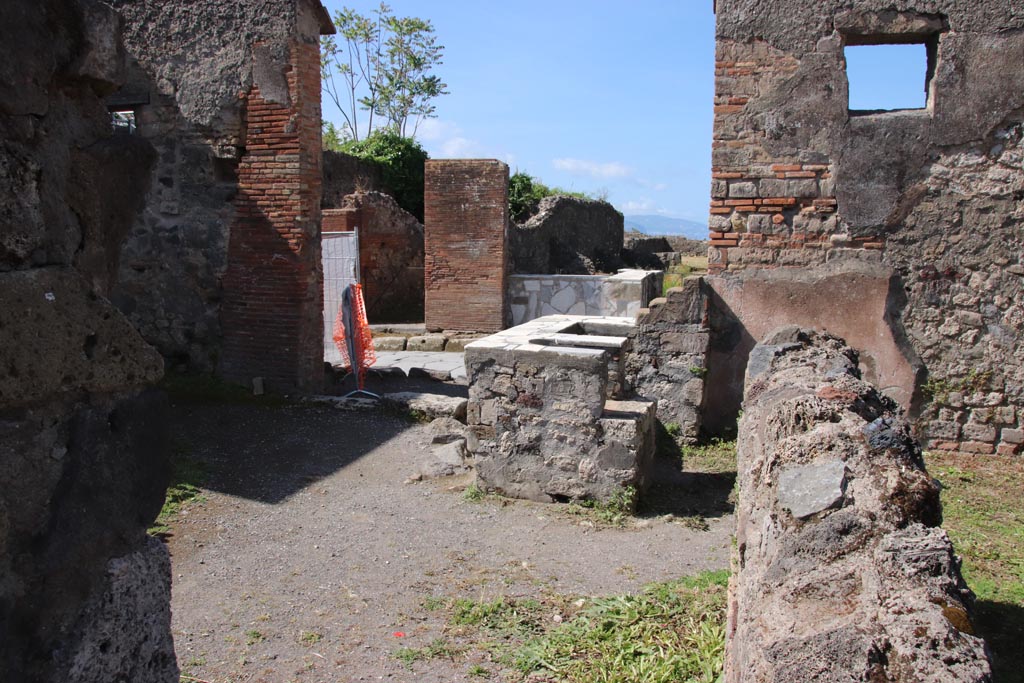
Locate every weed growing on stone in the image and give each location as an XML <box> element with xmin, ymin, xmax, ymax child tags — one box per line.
<box><xmin>928</xmin><ymin>451</ymin><xmax>1024</xmax><ymax>681</ymax></box>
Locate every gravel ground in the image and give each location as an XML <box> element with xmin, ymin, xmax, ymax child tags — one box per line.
<box><xmin>165</xmin><ymin>392</ymin><xmax>734</xmax><ymax>683</ymax></box>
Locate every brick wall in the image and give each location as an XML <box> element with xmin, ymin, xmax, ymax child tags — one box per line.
<box><xmin>219</xmin><ymin>39</ymin><xmax>324</xmax><ymax>392</ymax></box>
<box><xmin>424</xmin><ymin>160</ymin><xmax>509</xmax><ymax>333</ymax></box>
<box><xmin>708</xmin><ymin>40</ymin><xmax>883</xmax><ymax>273</ymax></box>
<box><xmin>708</xmin><ymin>3</ymin><xmax>1024</xmax><ymax>454</ymax></box>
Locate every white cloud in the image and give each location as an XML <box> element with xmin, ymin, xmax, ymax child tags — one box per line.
<box><xmin>417</xmin><ymin>119</ymin><xmax>484</xmax><ymax>158</ymax></box>
<box><xmin>620</xmin><ymin>198</ymin><xmax>657</xmax><ymax>213</ymax></box>
<box><xmin>637</xmin><ymin>178</ymin><xmax>669</xmax><ymax>191</ymax></box>
<box><xmin>552</xmin><ymin>157</ymin><xmax>632</xmax><ymax>180</ymax></box>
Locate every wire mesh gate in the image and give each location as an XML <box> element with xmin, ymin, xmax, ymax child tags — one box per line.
<box><xmin>322</xmin><ymin>230</ymin><xmax>360</xmax><ymax>365</ymax></box>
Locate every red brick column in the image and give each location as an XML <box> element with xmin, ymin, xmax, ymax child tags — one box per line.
<box><xmin>424</xmin><ymin>159</ymin><xmax>509</xmax><ymax>333</ymax></box>
<box><xmin>219</xmin><ymin>40</ymin><xmax>324</xmax><ymax>392</ymax></box>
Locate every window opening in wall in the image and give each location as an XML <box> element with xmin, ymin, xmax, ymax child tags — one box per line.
<box><xmin>110</xmin><ymin>109</ymin><xmax>137</xmax><ymax>134</ymax></box>
<box><xmin>845</xmin><ymin>42</ymin><xmax>930</xmax><ymax>113</ymax></box>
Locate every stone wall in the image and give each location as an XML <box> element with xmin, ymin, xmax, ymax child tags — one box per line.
<box><xmin>626</xmin><ymin>277</ymin><xmax>711</xmax><ymax>443</ymax></box>
<box><xmin>107</xmin><ymin>0</ymin><xmax>333</xmax><ymax>388</ymax></box>
<box><xmin>322</xmin><ymin>191</ymin><xmax>424</xmax><ymax>323</ymax></box>
<box><xmin>727</xmin><ymin>327</ymin><xmax>990</xmax><ymax>682</ymax></box>
<box><xmin>465</xmin><ymin>316</ymin><xmax>655</xmax><ymax>504</ymax></box>
<box><xmin>0</xmin><ymin>1</ymin><xmax>176</xmax><ymax>680</ymax></box>
<box><xmin>508</xmin><ymin>270</ymin><xmax>662</xmax><ymax>327</ymax></box>
<box><xmin>321</xmin><ymin>150</ymin><xmax>386</xmax><ymax>207</ymax></box>
<box><xmin>424</xmin><ymin>159</ymin><xmax>510</xmax><ymax>333</ymax></box>
<box><xmin>511</xmin><ymin>195</ymin><xmax>625</xmax><ymax>274</ymax></box>
<box><xmin>708</xmin><ymin>1</ymin><xmax>1024</xmax><ymax>448</ymax></box>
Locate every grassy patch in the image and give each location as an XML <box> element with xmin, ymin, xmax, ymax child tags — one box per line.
<box><xmin>564</xmin><ymin>487</ymin><xmax>637</xmax><ymax>528</ymax></box>
<box><xmin>680</xmin><ymin>439</ymin><xmax>737</xmax><ymax>474</ymax></box>
<box><xmin>430</xmin><ymin>571</ymin><xmax>728</xmax><ymax>682</ymax></box>
<box><xmin>662</xmin><ymin>258</ymin><xmax>708</xmax><ymax>294</ymax></box>
<box><xmin>928</xmin><ymin>451</ymin><xmax>1024</xmax><ymax>680</ymax></box>
<box><xmin>395</xmin><ymin>638</ymin><xmax>459</xmax><ymax>666</ymax></box>
<box><xmin>149</xmin><ymin>449</ymin><xmax>207</xmax><ymax>535</ymax></box>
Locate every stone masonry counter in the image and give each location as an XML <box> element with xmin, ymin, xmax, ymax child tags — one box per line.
<box><xmin>465</xmin><ymin>316</ymin><xmax>655</xmax><ymax>505</ymax></box>
<box><xmin>726</xmin><ymin>327</ymin><xmax>991</xmax><ymax>683</ymax></box>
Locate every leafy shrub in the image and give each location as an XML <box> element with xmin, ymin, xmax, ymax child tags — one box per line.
<box><xmin>340</xmin><ymin>130</ymin><xmax>428</xmax><ymax>220</ymax></box>
<box><xmin>509</xmin><ymin>171</ymin><xmax>592</xmax><ymax>223</ymax></box>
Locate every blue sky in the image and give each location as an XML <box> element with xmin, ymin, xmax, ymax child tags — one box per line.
<box><xmin>319</xmin><ymin>2</ymin><xmax>927</xmax><ymax>223</ymax></box>
<box><xmin>320</xmin><ymin>1</ymin><xmax>717</xmax><ymax>222</ymax></box>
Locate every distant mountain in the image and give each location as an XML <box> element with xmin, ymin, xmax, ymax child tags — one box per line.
<box><xmin>624</xmin><ymin>215</ymin><xmax>708</xmax><ymax>240</ymax></box>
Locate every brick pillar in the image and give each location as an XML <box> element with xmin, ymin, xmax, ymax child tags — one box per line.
<box><xmin>424</xmin><ymin>159</ymin><xmax>509</xmax><ymax>333</ymax></box>
<box><xmin>219</xmin><ymin>39</ymin><xmax>324</xmax><ymax>393</ymax></box>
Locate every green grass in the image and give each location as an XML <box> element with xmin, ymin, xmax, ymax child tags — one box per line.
<box><xmin>149</xmin><ymin>449</ymin><xmax>208</xmax><ymax>535</ymax></box>
<box><xmin>564</xmin><ymin>487</ymin><xmax>637</xmax><ymax>528</ymax></box>
<box><xmin>395</xmin><ymin>638</ymin><xmax>459</xmax><ymax>666</ymax></box>
<box><xmin>928</xmin><ymin>451</ymin><xmax>1024</xmax><ymax>680</ymax></box>
<box><xmin>662</xmin><ymin>258</ymin><xmax>708</xmax><ymax>295</ymax></box>
<box><xmin>433</xmin><ymin>571</ymin><xmax>728</xmax><ymax>682</ymax></box>
<box><xmin>680</xmin><ymin>439</ymin><xmax>737</xmax><ymax>474</ymax></box>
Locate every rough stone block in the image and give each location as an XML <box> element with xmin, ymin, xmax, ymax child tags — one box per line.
<box><xmin>406</xmin><ymin>334</ymin><xmax>447</xmax><ymax>352</ymax></box>
<box><xmin>1000</xmin><ymin>427</ymin><xmax>1024</xmax><ymax>444</ymax></box>
<box><xmin>777</xmin><ymin>459</ymin><xmax>847</xmax><ymax>518</ymax></box>
<box><xmin>373</xmin><ymin>335</ymin><xmax>407</xmax><ymax>351</ymax></box>
<box><xmin>962</xmin><ymin>422</ymin><xmax>997</xmax><ymax>443</ymax></box>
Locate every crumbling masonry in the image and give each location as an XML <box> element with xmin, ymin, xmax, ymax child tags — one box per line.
<box><xmin>707</xmin><ymin>0</ymin><xmax>1024</xmax><ymax>452</ymax></box>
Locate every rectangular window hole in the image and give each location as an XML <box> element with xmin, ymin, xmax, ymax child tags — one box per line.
<box><xmin>111</xmin><ymin>109</ymin><xmax>137</xmax><ymax>134</ymax></box>
<box><xmin>845</xmin><ymin>42</ymin><xmax>931</xmax><ymax>114</ymax></box>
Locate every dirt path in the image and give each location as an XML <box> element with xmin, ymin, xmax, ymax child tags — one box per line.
<box><xmin>165</xmin><ymin>398</ymin><xmax>734</xmax><ymax>683</ymax></box>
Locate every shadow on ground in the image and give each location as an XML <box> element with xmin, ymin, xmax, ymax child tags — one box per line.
<box><xmin>638</xmin><ymin>454</ymin><xmax>736</xmax><ymax>519</ymax></box>
<box><xmin>163</xmin><ymin>371</ymin><xmax>468</xmax><ymax>504</ymax></box>
<box><xmin>975</xmin><ymin>599</ymin><xmax>1024</xmax><ymax>682</ymax></box>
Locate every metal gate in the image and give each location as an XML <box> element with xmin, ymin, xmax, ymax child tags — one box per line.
<box><xmin>322</xmin><ymin>230</ymin><xmax>360</xmax><ymax>364</ymax></box>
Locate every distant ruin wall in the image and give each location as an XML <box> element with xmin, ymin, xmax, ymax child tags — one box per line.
<box><xmin>424</xmin><ymin>159</ymin><xmax>509</xmax><ymax>333</ymax></box>
<box><xmin>321</xmin><ymin>150</ymin><xmax>386</xmax><ymax>207</ymax></box>
<box><xmin>511</xmin><ymin>195</ymin><xmax>625</xmax><ymax>274</ymax></box>
<box><xmin>0</xmin><ymin>1</ymin><xmax>176</xmax><ymax>680</ymax></box>
<box><xmin>709</xmin><ymin>1</ymin><xmax>1024</xmax><ymax>449</ymax></box>
<box><xmin>728</xmin><ymin>328</ymin><xmax>991</xmax><ymax>682</ymax></box>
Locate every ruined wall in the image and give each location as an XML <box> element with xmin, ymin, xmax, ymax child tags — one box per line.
<box><xmin>709</xmin><ymin>1</ymin><xmax>1024</xmax><ymax>448</ymax></box>
<box><xmin>322</xmin><ymin>191</ymin><xmax>424</xmax><ymax>323</ymax></box>
<box><xmin>626</xmin><ymin>277</ymin><xmax>710</xmax><ymax>442</ymax></box>
<box><xmin>424</xmin><ymin>159</ymin><xmax>510</xmax><ymax>333</ymax></box>
<box><xmin>108</xmin><ymin>0</ymin><xmax>332</xmax><ymax>389</ymax></box>
<box><xmin>728</xmin><ymin>328</ymin><xmax>990</xmax><ymax>682</ymax></box>
<box><xmin>321</xmin><ymin>150</ymin><xmax>386</xmax><ymax>207</ymax></box>
<box><xmin>511</xmin><ymin>195</ymin><xmax>625</xmax><ymax>274</ymax></box>
<box><xmin>0</xmin><ymin>1</ymin><xmax>176</xmax><ymax>680</ymax></box>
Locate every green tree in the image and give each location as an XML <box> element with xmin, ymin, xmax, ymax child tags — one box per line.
<box><xmin>321</xmin><ymin>3</ymin><xmax>447</xmax><ymax>141</ymax></box>
<box><xmin>340</xmin><ymin>130</ymin><xmax>428</xmax><ymax>220</ymax></box>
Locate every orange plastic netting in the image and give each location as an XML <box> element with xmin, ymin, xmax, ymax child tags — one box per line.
<box><xmin>332</xmin><ymin>283</ymin><xmax>376</xmax><ymax>389</ymax></box>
